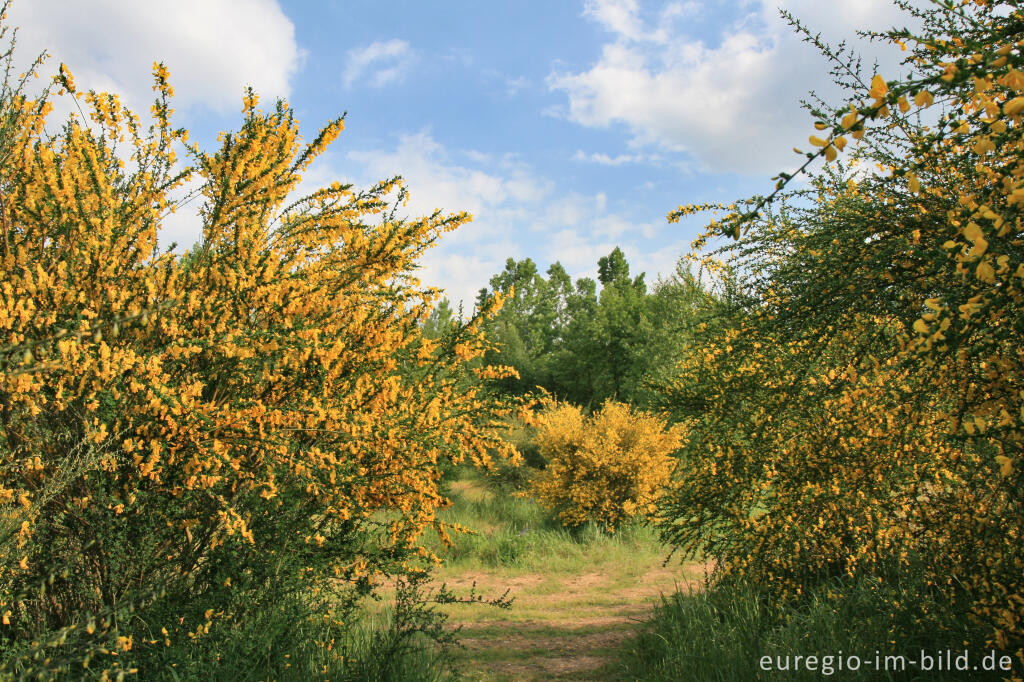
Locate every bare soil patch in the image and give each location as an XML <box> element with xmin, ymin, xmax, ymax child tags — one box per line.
<box><xmin>442</xmin><ymin>562</ymin><xmax>705</xmax><ymax>681</ymax></box>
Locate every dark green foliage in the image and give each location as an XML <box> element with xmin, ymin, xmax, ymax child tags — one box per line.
<box><xmin>476</xmin><ymin>250</ymin><xmax>710</xmax><ymax>407</ymax></box>
<box><xmin>421</xmin><ymin>298</ymin><xmax>456</xmax><ymax>340</ymax></box>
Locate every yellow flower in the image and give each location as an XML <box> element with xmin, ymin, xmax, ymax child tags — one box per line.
<box><xmin>1003</xmin><ymin>96</ymin><xmax>1024</xmax><ymax>116</ymax></box>
<box><xmin>869</xmin><ymin>74</ymin><xmax>889</xmax><ymax>99</ymax></box>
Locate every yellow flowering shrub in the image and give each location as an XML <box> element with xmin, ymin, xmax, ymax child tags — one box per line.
<box><xmin>0</xmin><ymin>9</ymin><xmax>519</xmax><ymax>675</ymax></box>
<box><xmin>528</xmin><ymin>400</ymin><xmax>684</xmax><ymax>529</ymax></box>
<box><xmin>657</xmin><ymin>0</ymin><xmax>1024</xmax><ymax>666</ymax></box>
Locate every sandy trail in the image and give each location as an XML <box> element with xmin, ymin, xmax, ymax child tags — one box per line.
<box><xmin>436</xmin><ymin>562</ymin><xmax>708</xmax><ymax>681</ymax></box>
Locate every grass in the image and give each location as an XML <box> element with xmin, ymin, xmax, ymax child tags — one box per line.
<box><xmin>333</xmin><ymin>610</ymin><xmax>452</xmax><ymax>682</ymax></box>
<box><xmin>406</xmin><ymin>470</ymin><xmax>1018</xmax><ymax>681</ymax></box>
<box><xmin>18</xmin><ymin>463</ymin><xmax>1010</xmax><ymax>681</ymax></box>
<box><xmin>618</xmin><ymin>571</ymin><xmax>1016</xmax><ymax>681</ymax></box>
<box><xmin>111</xmin><ymin>583</ymin><xmax>450</xmax><ymax>682</ymax></box>
<box><xmin>325</xmin><ymin>464</ymin><xmax>1021</xmax><ymax>681</ymax></box>
<box><xmin>379</xmin><ymin>465</ymin><xmax>703</xmax><ymax>680</ymax></box>
<box><xmin>422</xmin><ymin>466</ymin><xmax>669</xmax><ymax>574</ymax></box>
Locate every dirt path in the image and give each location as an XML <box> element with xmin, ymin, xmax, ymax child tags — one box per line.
<box><xmin>434</xmin><ymin>562</ymin><xmax>708</xmax><ymax>681</ymax></box>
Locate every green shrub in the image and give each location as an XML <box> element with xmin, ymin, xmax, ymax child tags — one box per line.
<box><xmin>655</xmin><ymin>0</ymin><xmax>1024</xmax><ymax>662</ymax></box>
<box><xmin>480</xmin><ymin>415</ymin><xmax>545</xmax><ymax>493</ymax></box>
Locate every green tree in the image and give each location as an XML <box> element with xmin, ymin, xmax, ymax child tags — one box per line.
<box><xmin>594</xmin><ymin>249</ymin><xmax>648</xmax><ymax>401</ymax></box>
<box><xmin>422</xmin><ymin>297</ymin><xmax>456</xmax><ymax>339</ymax></box>
<box><xmin>478</xmin><ymin>248</ymin><xmax>709</xmax><ymax>408</ymax></box>
<box><xmin>476</xmin><ymin>257</ymin><xmax>558</xmax><ymax>394</ymax></box>
<box><xmin>549</xmin><ymin>275</ymin><xmax>602</xmax><ymax>405</ymax></box>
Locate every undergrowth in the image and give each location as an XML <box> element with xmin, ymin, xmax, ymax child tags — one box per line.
<box><xmin>424</xmin><ymin>466</ymin><xmax>665</xmax><ymax>573</ymax></box>
<box><xmin>618</xmin><ymin>562</ymin><xmax>1015</xmax><ymax>681</ymax></box>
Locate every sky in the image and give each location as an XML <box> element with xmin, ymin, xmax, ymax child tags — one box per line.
<box><xmin>6</xmin><ymin>0</ymin><xmax>922</xmax><ymax>309</ymax></box>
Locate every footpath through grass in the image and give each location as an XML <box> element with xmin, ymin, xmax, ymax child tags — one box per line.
<box><xmin>407</xmin><ymin>467</ymin><xmax>706</xmax><ymax>681</ymax></box>
<box><xmin>365</xmin><ymin>468</ymin><xmax>1011</xmax><ymax>682</ymax></box>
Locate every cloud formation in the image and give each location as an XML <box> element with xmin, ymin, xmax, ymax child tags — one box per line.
<box><xmin>551</xmin><ymin>0</ymin><xmax>923</xmax><ymax>175</ymax></box>
<box><xmin>7</xmin><ymin>0</ymin><xmax>301</xmax><ymax>113</ymax></box>
<box><xmin>572</xmin><ymin>150</ymin><xmax>659</xmax><ymax>166</ymax></box>
<box><xmin>342</xmin><ymin>132</ymin><xmax>665</xmax><ymax>309</ymax></box>
<box><xmin>343</xmin><ymin>39</ymin><xmax>415</xmax><ymax>88</ymax></box>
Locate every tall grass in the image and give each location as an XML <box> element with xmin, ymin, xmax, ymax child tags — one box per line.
<box><xmin>334</xmin><ymin>612</ymin><xmax>452</xmax><ymax>682</ymax></box>
<box><xmin>618</xmin><ymin>563</ymin><xmax>1013</xmax><ymax>681</ymax></box>
<box><xmin>422</xmin><ymin>466</ymin><xmax>665</xmax><ymax>573</ymax></box>
<box><xmin>48</xmin><ymin>584</ymin><xmax>452</xmax><ymax>681</ymax></box>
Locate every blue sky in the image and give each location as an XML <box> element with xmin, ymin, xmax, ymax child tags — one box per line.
<box><xmin>8</xmin><ymin>0</ymin><xmax>918</xmax><ymax>308</ymax></box>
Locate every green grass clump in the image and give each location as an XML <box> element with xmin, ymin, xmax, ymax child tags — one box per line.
<box><xmin>334</xmin><ymin>613</ymin><xmax>451</xmax><ymax>682</ymax></box>
<box><xmin>618</xmin><ymin>562</ymin><xmax>1012</xmax><ymax>682</ymax></box>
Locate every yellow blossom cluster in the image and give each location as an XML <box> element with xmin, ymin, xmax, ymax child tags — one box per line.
<box><xmin>528</xmin><ymin>400</ymin><xmax>684</xmax><ymax>529</ymax></box>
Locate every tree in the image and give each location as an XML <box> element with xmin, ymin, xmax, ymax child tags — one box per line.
<box><xmin>597</xmin><ymin>246</ymin><xmax>631</xmax><ymax>285</ymax></box>
<box><xmin>475</xmin><ymin>257</ymin><xmax>558</xmax><ymax>394</ymax></box>
<box><xmin>422</xmin><ymin>297</ymin><xmax>456</xmax><ymax>339</ymax></box>
<box><xmin>478</xmin><ymin>249</ymin><xmax>710</xmax><ymax>408</ymax></box>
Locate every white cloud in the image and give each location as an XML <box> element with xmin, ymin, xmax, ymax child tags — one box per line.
<box><xmin>344</xmin><ymin>39</ymin><xmax>415</xmax><ymax>88</ymax></box>
<box><xmin>551</xmin><ymin>0</ymin><xmax>926</xmax><ymax>175</ymax></box>
<box><xmin>633</xmin><ymin>236</ymin><xmax>692</xmax><ymax>281</ymax></box>
<box><xmin>572</xmin><ymin>149</ymin><xmax>658</xmax><ymax>165</ymax></box>
<box><xmin>417</xmin><ymin>251</ymin><xmax>506</xmax><ymax>314</ymax></box>
<box><xmin>505</xmin><ymin>75</ymin><xmax>530</xmax><ymax>96</ymax></box>
<box><xmin>546</xmin><ymin>229</ymin><xmax>619</xmax><ymax>275</ymax></box>
<box><xmin>584</xmin><ymin>0</ymin><xmax>652</xmax><ymax>43</ymax></box>
<box><xmin>583</xmin><ymin>0</ymin><xmax>699</xmax><ymax>44</ymax></box>
<box><xmin>157</xmin><ymin>177</ymin><xmax>206</xmax><ymax>251</ymax></box>
<box><xmin>536</xmin><ymin>228</ymin><xmax>671</xmax><ymax>286</ymax></box>
<box><xmin>347</xmin><ymin>131</ymin><xmax>552</xmax><ymax>219</ymax></box>
<box><xmin>340</xmin><ymin>132</ymin><xmax>547</xmax><ymax>307</ymax></box>
<box><xmin>339</xmin><ymin>133</ymin><xmax>672</xmax><ymax>309</ymax></box>
<box><xmin>4</xmin><ymin>1</ymin><xmax>301</xmax><ymax>254</ymax></box>
<box><xmin>7</xmin><ymin>0</ymin><xmax>300</xmax><ymax>114</ymax></box>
